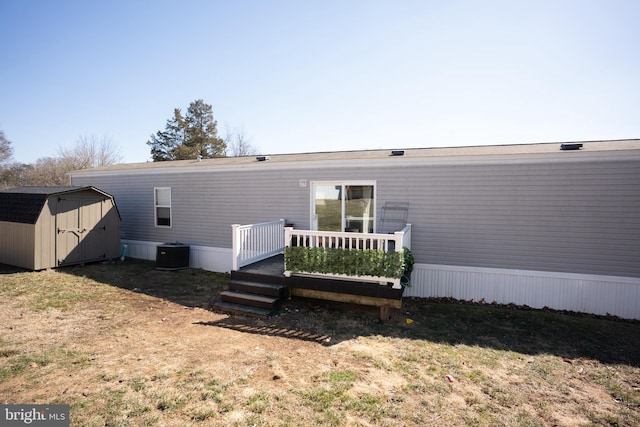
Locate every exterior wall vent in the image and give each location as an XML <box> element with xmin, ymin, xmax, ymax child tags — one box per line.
<box><xmin>256</xmin><ymin>156</ymin><xmax>270</xmax><ymax>161</ymax></box>
<box><xmin>390</xmin><ymin>150</ymin><xmax>405</xmax><ymax>156</ymax></box>
<box><xmin>560</xmin><ymin>143</ymin><xmax>583</xmax><ymax>151</ymax></box>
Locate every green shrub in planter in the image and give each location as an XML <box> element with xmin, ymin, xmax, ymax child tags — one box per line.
<box><xmin>401</xmin><ymin>247</ymin><xmax>414</xmax><ymax>286</ymax></box>
<box><xmin>285</xmin><ymin>246</ymin><xmax>409</xmax><ymax>279</ymax></box>
<box><xmin>403</xmin><ymin>247</ymin><xmax>414</xmax><ymax>273</ymax></box>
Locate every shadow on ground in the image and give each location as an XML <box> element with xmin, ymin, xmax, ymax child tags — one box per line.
<box><xmin>60</xmin><ymin>259</ymin><xmax>228</xmax><ymax>309</ymax></box>
<box><xmin>0</xmin><ymin>264</ymin><xmax>28</xmax><ymax>274</ymax></box>
<box><xmin>196</xmin><ymin>295</ymin><xmax>640</xmax><ymax>366</ymax></box>
<box><xmin>195</xmin><ymin>317</ymin><xmax>333</xmax><ymax>345</ymax></box>
<box><xmin>12</xmin><ymin>259</ymin><xmax>640</xmax><ymax>367</ymax></box>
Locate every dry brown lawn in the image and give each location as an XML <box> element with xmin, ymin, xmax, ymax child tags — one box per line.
<box><xmin>1</xmin><ymin>259</ymin><xmax>638</xmax><ymax>426</ymax></box>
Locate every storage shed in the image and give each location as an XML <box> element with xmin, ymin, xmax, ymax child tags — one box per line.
<box><xmin>0</xmin><ymin>186</ymin><xmax>121</xmax><ymax>270</ymax></box>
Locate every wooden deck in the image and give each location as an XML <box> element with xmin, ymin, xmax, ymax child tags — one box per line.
<box><xmin>233</xmin><ymin>254</ymin><xmax>405</xmax><ymax>320</ymax></box>
<box><xmin>239</xmin><ymin>254</ymin><xmax>286</xmax><ymax>277</ymax></box>
<box><xmin>225</xmin><ymin>221</ymin><xmax>410</xmax><ymax>319</ymax></box>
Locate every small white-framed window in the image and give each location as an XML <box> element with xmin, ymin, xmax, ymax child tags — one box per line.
<box><xmin>154</xmin><ymin>187</ymin><xmax>172</xmax><ymax>227</ymax></box>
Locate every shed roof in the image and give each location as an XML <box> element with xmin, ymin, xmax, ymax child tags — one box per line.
<box><xmin>0</xmin><ymin>186</ymin><xmax>110</xmax><ymax>224</ymax></box>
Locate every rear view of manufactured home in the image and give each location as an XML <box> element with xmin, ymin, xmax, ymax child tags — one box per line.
<box><xmin>69</xmin><ymin>140</ymin><xmax>640</xmax><ymax>319</ymax></box>
<box><xmin>0</xmin><ymin>186</ymin><xmax>121</xmax><ymax>270</ymax></box>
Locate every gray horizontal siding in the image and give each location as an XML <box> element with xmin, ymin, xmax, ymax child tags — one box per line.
<box><xmin>72</xmin><ymin>154</ymin><xmax>640</xmax><ymax>278</ymax></box>
<box><xmin>390</xmin><ymin>158</ymin><xmax>639</xmax><ymax>278</ymax></box>
<box><xmin>71</xmin><ymin>169</ymin><xmax>312</xmax><ymax>249</ymax></box>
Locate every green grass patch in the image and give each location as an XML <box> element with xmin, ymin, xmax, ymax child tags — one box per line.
<box><xmin>0</xmin><ymin>346</ymin><xmax>91</xmax><ymax>382</ymax></box>
<box><xmin>345</xmin><ymin>393</ymin><xmax>388</xmax><ymax>421</ymax></box>
<box><xmin>327</xmin><ymin>369</ymin><xmax>358</xmax><ymax>385</ymax></box>
<box><xmin>0</xmin><ymin>338</ymin><xmax>19</xmax><ymax>358</ymax></box>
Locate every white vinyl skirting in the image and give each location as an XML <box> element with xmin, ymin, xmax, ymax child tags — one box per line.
<box><xmin>119</xmin><ymin>240</ymin><xmax>640</xmax><ymax>320</ymax></box>
<box><xmin>120</xmin><ymin>240</ymin><xmax>233</xmax><ymax>273</ymax></box>
<box><xmin>404</xmin><ymin>263</ymin><xmax>640</xmax><ymax>320</ymax></box>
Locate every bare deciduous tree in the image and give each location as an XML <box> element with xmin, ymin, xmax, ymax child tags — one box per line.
<box><xmin>223</xmin><ymin>124</ymin><xmax>258</xmax><ymax>157</ymax></box>
<box><xmin>0</xmin><ymin>129</ymin><xmax>20</xmax><ymax>189</ymax></box>
<box><xmin>59</xmin><ymin>134</ymin><xmax>123</xmax><ymax>169</ymax></box>
<box><xmin>0</xmin><ymin>130</ymin><xmax>13</xmax><ymax>164</ymax></box>
<box><xmin>24</xmin><ymin>135</ymin><xmax>124</xmax><ymax>186</ymax></box>
<box><xmin>1</xmin><ymin>163</ymin><xmax>33</xmax><ymax>189</ymax></box>
<box><xmin>24</xmin><ymin>157</ymin><xmax>73</xmax><ymax>186</ymax></box>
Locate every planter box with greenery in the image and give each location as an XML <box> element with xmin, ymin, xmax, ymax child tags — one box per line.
<box><xmin>284</xmin><ymin>246</ymin><xmax>413</xmax><ymax>289</ymax></box>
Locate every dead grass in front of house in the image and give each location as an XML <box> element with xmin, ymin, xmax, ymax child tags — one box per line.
<box><xmin>1</xmin><ymin>259</ymin><xmax>639</xmax><ymax>426</ymax></box>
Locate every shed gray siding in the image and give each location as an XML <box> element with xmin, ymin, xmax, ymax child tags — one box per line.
<box><xmin>70</xmin><ymin>143</ymin><xmax>640</xmax><ymax>279</ymax></box>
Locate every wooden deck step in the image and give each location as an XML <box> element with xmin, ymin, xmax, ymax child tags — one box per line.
<box><xmin>215</xmin><ymin>269</ymin><xmax>287</xmax><ymax>318</ymax></box>
<box><xmin>219</xmin><ymin>291</ymin><xmax>281</xmax><ymax>311</ymax></box>
<box><xmin>228</xmin><ymin>280</ymin><xmax>286</xmax><ymax>298</ymax></box>
<box><xmin>212</xmin><ymin>301</ymin><xmax>274</xmax><ymax>319</ymax></box>
<box><xmin>231</xmin><ymin>270</ymin><xmax>285</xmax><ymax>286</ymax></box>
<box><xmin>220</xmin><ymin>254</ymin><xmax>405</xmax><ymax>321</ymax></box>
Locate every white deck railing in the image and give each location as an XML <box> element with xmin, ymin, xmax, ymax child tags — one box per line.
<box><xmin>231</xmin><ymin>220</ymin><xmax>412</xmax><ymax>289</ymax></box>
<box><xmin>284</xmin><ymin>224</ymin><xmax>412</xmax><ymax>289</ymax></box>
<box><xmin>231</xmin><ymin>219</ymin><xmax>285</xmax><ymax>271</ymax></box>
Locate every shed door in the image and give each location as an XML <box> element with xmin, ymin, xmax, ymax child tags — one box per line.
<box><xmin>56</xmin><ymin>198</ymin><xmax>83</xmax><ymax>266</ymax></box>
<box><xmin>56</xmin><ymin>197</ymin><xmax>107</xmax><ymax>266</ymax></box>
<box><xmin>79</xmin><ymin>198</ymin><xmax>108</xmax><ymax>261</ymax></box>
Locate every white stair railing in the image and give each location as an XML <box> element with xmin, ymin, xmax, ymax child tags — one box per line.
<box><xmin>231</xmin><ymin>219</ymin><xmax>285</xmax><ymax>270</ymax></box>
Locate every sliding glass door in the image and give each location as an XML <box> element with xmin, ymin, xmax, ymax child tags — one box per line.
<box><xmin>312</xmin><ymin>182</ymin><xmax>375</xmax><ymax>233</ymax></box>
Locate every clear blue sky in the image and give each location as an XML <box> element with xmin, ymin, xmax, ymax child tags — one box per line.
<box><xmin>1</xmin><ymin>0</ymin><xmax>639</xmax><ymax>164</ymax></box>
